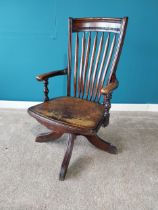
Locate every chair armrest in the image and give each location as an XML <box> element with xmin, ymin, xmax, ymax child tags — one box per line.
<box><xmin>101</xmin><ymin>80</ymin><xmax>119</xmax><ymax>95</ymax></box>
<box><xmin>36</xmin><ymin>68</ymin><xmax>67</xmax><ymax>81</ymax></box>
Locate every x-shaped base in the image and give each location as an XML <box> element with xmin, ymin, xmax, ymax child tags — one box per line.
<box><xmin>35</xmin><ymin>131</ymin><xmax>117</xmax><ymax>180</ymax></box>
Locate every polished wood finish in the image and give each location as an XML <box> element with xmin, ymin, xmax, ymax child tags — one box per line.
<box><xmin>36</xmin><ymin>69</ymin><xmax>67</xmax><ymax>81</ymax></box>
<box><xmin>67</xmin><ymin>18</ymin><xmax>72</xmax><ymax>96</ymax></box>
<box><xmin>74</xmin><ymin>33</ymin><xmax>79</xmax><ymax>97</ymax></box>
<box><xmin>59</xmin><ymin>134</ymin><xmax>76</xmax><ymax>181</ymax></box>
<box><xmin>101</xmin><ymin>79</ymin><xmax>118</xmax><ymax>95</ymax></box>
<box><xmin>36</xmin><ymin>131</ymin><xmax>63</xmax><ymax>143</ymax></box>
<box><xmin>97</xmin><ymin>34</ymin><xmax>116</xmax><ymax>101</ymax></box>
<box><xmin>86</xmin><ymin>32</ymin><xmax>98</xmax><ymax>99</ymax></box>
<box><xmin>108</xmin><ymin>17</ymin><xmax>128</xmax><ymax>81</ymax></box>
<box><xmin>93</xmin><ymin>33</ymin><xmax>110</xmax><ymax>100</ymax></box>
<box><xmin>89</xmin><ymin>32</ymin><xmax>104</xmax><ymax>100</ymax></box>
<box><xmin>43</xmin><ymin>79</ymin><xmax>49</xmax><ymax>102</ymax></box>
<box><xmin>72</xmin><ymin>18</ymin><xmax>122</xmax><ymax>33</ymax></box>
<box><xmin>70</xmin><ymin>17</ymin><xmax>127</xmax><ymax>102</ymax></box>
<box><xmin>81</xmin><ymin>32</ymin><xmax>91</xmax><ymax>98</ymax></box>
<box><xmin>36</xmin><ymin>69</ymin><xmax>67</xmax><ymax>102</ymax></box>
<box><xmin>78</xmin><ymin>32</ymin><xmax>85</xmax><ymax>97</ymax></box>
<box><xmin>85</xmin><ymin>134</ymin><xmax>117</xmax><ymax>154</ymax></box>
<box><xmin>28</xmin><ymin>17</ymin><xmax>128</xmax><ymax>180</ymax></box>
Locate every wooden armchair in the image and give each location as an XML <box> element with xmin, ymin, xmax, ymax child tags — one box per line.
<box><xmin>28</xmin><ymin>17</ymin><xmax>128</xmax><ymax>180</ymax></box>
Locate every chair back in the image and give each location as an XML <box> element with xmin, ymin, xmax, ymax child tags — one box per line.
<box><xmin>67</xmin><ymin>17</ymin><xmax>128</xmax><ymax>103</ymax></box>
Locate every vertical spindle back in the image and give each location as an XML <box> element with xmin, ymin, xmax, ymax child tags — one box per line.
<box><xmin>67</xmin><ymin>17</ymin><xmax>128</xmax><ymax>103</ymax></box>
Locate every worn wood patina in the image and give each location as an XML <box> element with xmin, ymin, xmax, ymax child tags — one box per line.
<box><xmin>28</xmin><ymin>17</ymin><xmax>128</xmax><ymax>180</ymax></box>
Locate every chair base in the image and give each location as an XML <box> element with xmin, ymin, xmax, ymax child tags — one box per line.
<box><xmin>85</xmin><ymin>134</ymin><xmax>117</xmax><ymax>154</ymax></box>
<box><xmin>36</xmin><ymin>131</ymin><xmax>63</xmax><ymax>142</ymax></box>
<box><xmin>59</xmin><ymin>134</ymin><xmax>76</xmax><ymax>181</ymax></box>
<box><xmin>35</xmin><ymin>132</ymin><xmax>117</xmax><ymax>180</ymax></box>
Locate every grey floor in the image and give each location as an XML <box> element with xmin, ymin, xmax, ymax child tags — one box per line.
<box><xmin>0</xmin><ymin>110</ymin><xmax>158</xmax><ymax>210</ymax></box>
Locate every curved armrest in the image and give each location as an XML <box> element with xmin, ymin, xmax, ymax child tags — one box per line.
<box><xmin>36</xmin><ymin>68</ymin><xmax>67</xmax><ymax>81</ymax></box>
<box><xmin>101</xmin><ymin>80</ymin><xmax>119</xmax><ymax>95</ymax></box>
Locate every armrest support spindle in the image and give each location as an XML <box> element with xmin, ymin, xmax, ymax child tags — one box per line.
<box><xmin>44</xmin><ymin>79</ymin><xmax>49</xmax><ymax>102</ymax></box>
<box><xmin>100</xmin><ymin>80</ymin><xmax>118</xmax><ymax>95</ymax></box>
<box><xmin>36</xmin><ymin>68</ymin><xmax>67</xmax><ymax>102</ymax></box>
<box><xmin>102</xmin><ymin>93</ymin><xmax>112</xmax><ymax>127</ymax></box>
<box><xmin>36</xmin><ymin>68</ymin><xmax>67</xmax><ymax>81</ymax></box>
<box><xmin>101</xmin><ymin>73</ymin><xmax>118</xmax><ymax>127</ymax></box>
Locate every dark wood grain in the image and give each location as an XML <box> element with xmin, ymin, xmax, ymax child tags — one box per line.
<box><xmin>97</xmin><ymin>34</ymin><xmax>116</xmax><ymax>101</ymax></box>
<box><xmin>85</xmin><ymin>134</ymin><xmax>117</xmax><ymax>154</ymax></box>
<box><xmin>93</xmin><ymin>33</ymin><xmax>110</xmax><ymax>100</ymax></box>
<box><xmin>43</xmin><ymin>79</ymin><xmax>49</xmax><ymax>102</ymax></box>
<box><xmin>86</xmin><ymin>32</ymin><xmax>98</xmax><ymax>99</ymax></box>
<box><xmin>72</xmin><ymin>18</ymin><xmax>122</xmax><ymax>33</ymax></box>
<box><xmin>101</xmin><ymin>79</ymin><xmax>118</xmax><ymax>95</ymax></box>
<box><xmin>28</xmin><ymin>17</ymin><xmax>128</xmax><ymax>180</ymax></box>
<box><xmin>108</xmin><ymin>17</ymin><xmax>128</xmax><ymax>83</ymax></box>
<box><xmin>36</xmin><ymin>69</ymin><xmax>67</xmax><ymax>102</ymax></box>
<box><xmin>89</xmin><ymin>32</ymin><xmax>104</xmax><ymax>100</ymax></box>
<box><xmin>78</xmin><ymin>32</ymin><xmax>85</xmax><ymax>97</ymax></box>
<box><xmin>59</xmin><ymin>134</ymin><xmax>76</xmax><ymax>181</ymax></box>
<box><xmin>102</xmin><ymin>92</ymin><xmax>112</xmax><ymax>127</ymax></box>
<box><xmin>81</xmin><ymin>32</ymin><xmax>91</xmax><ymax>98</ymax></box>
<box><xmin>36</xmin><ymin>131</ymin><xmax>63</xmax><ymax>142</ymax></box>
<box><xmin>74</xmin><ymin>33</ymin><xmax>79</xmax><ymax>97</ymax></box>
<box><xmin>36</xmin><ymin>69</ymin><xmax>67</xmax><ymax>81</ymax></box>
<box><xmin>67</xmin><ymin>18</ymin><xmax>72</xmax><ymax>96</ymax></box>
<box><xmin>28</xmin><ymin>96</ymin><xmax>104</xmax><ymax>132</ymax></box>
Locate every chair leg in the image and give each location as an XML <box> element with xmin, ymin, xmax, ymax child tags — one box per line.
<box><xmin>85</xmin><ymin>134</ymin><xmax>117</xmax><ymax>154</ymax></box>
<box><xmin>59</xmin><ymin>134</ymin><xmax>76</xmax><ymax>181</ymax></box>
<box><xmin>36</xmin><ymin>131</ymin><xmax>63</xmax><ymax>143</ymax></box>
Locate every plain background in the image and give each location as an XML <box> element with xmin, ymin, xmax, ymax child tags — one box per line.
<box><xmin>0</xmin><ymin>0</ymin><xmax>157</xmax><ymax>103</ymax></box>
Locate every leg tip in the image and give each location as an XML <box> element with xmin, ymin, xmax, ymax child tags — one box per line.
<box><xmin>35</xmin><ymin>136</ymin><xmax>46</xmax><ymax>143</ymax></box>
<box><xmin>59</xmin><ymin>168</ymin><xmax>66</xmax><ymax>181</ymax></box>
<box><xmin>59</xmin><ymin>176</ymin><xmax>65</xmax><ymax>181</ymax></box>
<box><xmin>109</xmin><ymin>145</ymin><xmax>118</xmax><ymax>154</ymax></box>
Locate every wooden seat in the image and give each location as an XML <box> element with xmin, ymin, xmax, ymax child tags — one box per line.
<box><xmin>28</xmin><ymin>97</ymin><xmax>105</xmax><ymax>130</ymax></box>
<box><xmin>28</xmin><ymin>17</ymin><xmax>128</xmax><ymax>180</ymax></box>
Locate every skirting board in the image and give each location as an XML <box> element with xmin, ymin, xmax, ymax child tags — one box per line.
<box><xmin>0</xmin><ymin>100</ymin><xmax>158</xmax><ymax>112</ymax></box>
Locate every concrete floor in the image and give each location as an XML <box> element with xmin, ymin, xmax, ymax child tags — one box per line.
<box><xmin>0</xmin><ymin>110</ymin><xmax>158</xmax><ymax>210</ymax></box>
